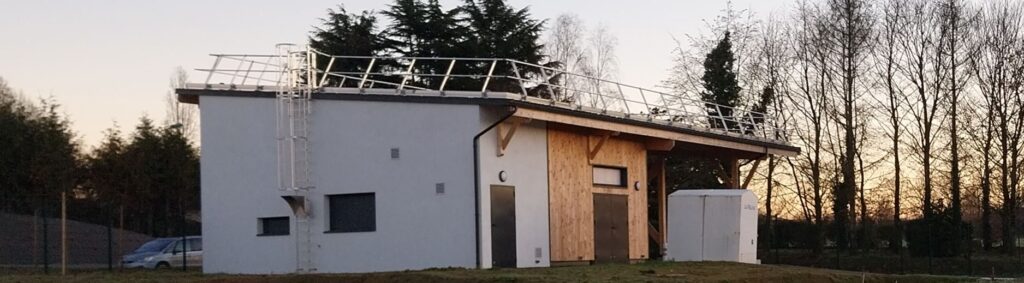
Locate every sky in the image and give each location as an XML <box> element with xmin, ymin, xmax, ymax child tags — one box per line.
<box><xmin>0</xmin><ymin>0</ymin><xmax>792</xmax><ymax>148</ymax></box>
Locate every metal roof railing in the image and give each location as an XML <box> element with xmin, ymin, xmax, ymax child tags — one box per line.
<box><xmin>192</xmin><ymin>46</ymin><xmax>789</xmax><ymax>145</ymax></box>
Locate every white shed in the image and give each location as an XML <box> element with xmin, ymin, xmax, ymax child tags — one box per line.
<box><xmin>665</xmin><ymin>189</ymin><xmax>758</xmax><ymax>264</ymax></box>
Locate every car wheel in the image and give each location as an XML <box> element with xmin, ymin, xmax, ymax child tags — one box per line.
<box><xmin>156</xmin><ymin>262</ymin><xmax>170</xmax><ymax>269</ymax></box>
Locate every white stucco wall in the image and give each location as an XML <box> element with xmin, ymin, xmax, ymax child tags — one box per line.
<box><xmin>477</xmin><ymin>111</ymin><xmax>551</xmax><ymax>268</ymax></box>
<box><xmin>200</xmin><ymin>95</ymin><xmax>484</xmax><ymax>274</ymax></box>
<box><xmin>200</xmin><ymin>95</ymin><xmax>296</xmax><ymax>274</ymax></box>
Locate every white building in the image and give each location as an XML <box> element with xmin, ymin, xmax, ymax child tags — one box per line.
<box><xmin>177</xmin><ymin>46</ymin><xmax>799</xmax><ymax>274</ymax></box>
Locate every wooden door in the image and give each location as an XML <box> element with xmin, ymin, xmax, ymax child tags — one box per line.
<box><xmin>593</xmin><ymin>193</ymin><xmax>629</xmax><ymax>263</ymax></box>
<box><xmin>490</xmin><ymin>185</ymin><xmax>517</xmax><ymax>268</ymax></box>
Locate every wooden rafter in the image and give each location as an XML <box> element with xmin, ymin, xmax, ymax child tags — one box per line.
<box><xmin>741</xmin><ymin>159</ymin><xmax>762</xmax><ymax>190</ymax></box>
<box><xmin>497</xmin><ymin>117</ymin><xmax>530</xmax><ymax>157</ymax></box>
<box><xmin>588</xmin><ymin>131</ymin><xmax>619</xmax><ymax>160</ymax></box>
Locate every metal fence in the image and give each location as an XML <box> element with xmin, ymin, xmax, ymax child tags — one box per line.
<box><xmin>191</xmin><ymin>45</ymin><xmax>789</xmax><ymax>145</ymax></box>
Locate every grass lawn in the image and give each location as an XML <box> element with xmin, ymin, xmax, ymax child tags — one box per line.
<box><xmin>763</xmin><ymin>249</ymin><xmax>1024</xmax><ymax>277</ymax></box>
<box><xmin>0</xmin><ymin>261</ymin><xmax>975</xmax><ymax>283</ymax></box>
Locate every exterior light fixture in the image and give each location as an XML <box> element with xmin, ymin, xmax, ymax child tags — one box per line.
<box><xmin>634</xmin><ymin>181</ymin><xmax>641</xmax><ymax>191</ymax></box>
<box><xmin>499</xmin><ymin>171</ymin><xmax>508</xmax><ymax>182</ymax></box>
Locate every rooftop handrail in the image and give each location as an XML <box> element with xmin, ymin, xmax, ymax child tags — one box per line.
<box><xmin>194</xmin><ymin>48</ymin><xmax>789</xmax><ymax>144</ymax></box>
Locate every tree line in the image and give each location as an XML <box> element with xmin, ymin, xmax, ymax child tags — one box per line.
<box><xmin>661</xmin><ymin>0</ymin><xmax>1024</xmax><ymax>259</ymax></box>
<box><xmin>0</xmin><ymin>75</ymin><xmax>200</xmax><ymax>237</ymax></box>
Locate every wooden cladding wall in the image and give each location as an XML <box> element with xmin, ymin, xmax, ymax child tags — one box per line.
<box><xmin>547</xmin><ymin>129</ymin><xmax>649</xmax><ymax>262</ymax></box>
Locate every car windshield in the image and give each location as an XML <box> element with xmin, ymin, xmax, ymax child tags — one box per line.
<box><xmin>134</xmin><ymin>239</ymin><xmax>174</xmax><ymax>253</ymax></box>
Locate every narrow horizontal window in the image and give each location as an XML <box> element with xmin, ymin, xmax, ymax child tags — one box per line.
<box><xmin>327</xmin><ymin>193</ymin><xmax>376</xmax><ymax>233</ymax></box>
<box><xmin>258</xmin><ymin>216</ymin><xmax>290</xmax><ymax>236</ymax></box>
<box><xmin>593</xmin><ymin>166</ymin><xmax>627</xmax><ymax>187</ymax></box>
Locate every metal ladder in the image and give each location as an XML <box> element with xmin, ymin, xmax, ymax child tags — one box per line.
<box><xmin>276</xmin><ymin>44</ymin><xmax>316</xmax><ymax>273</ymax></box>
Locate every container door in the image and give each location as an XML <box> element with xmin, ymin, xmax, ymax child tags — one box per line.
<box><xmin>594</xmin><ymin>193</ymin><xmax>629</xmax><ymax>263</ymax></box>
<box><xmin>490</xmin><ymin>185</ymin><xmax>517</xmax><ymax>268</ymax></box>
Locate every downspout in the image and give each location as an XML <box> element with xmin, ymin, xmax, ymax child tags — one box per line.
<box><xmin>473</xmin><ymin>105</ymin><xmax>518</xmax><ymax>268</ymax></box>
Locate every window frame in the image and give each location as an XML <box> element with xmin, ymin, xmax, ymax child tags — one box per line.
<box><xmin>592</xmin><ymin>165</ymin><xmax>628</xmax><ymax>188</ymax></box>
<box><xmin>326</xmin><ymin>192</ymin><xmax>377</xmax><ymax>233</ymax></box>
<box><xmin>257</xmin><ymin>216</ymin><xmax>291</xmax><ymax>236</ymax></box>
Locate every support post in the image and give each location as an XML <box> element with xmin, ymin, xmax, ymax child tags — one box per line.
<box><xmin>61</xmin><ymin>191</ymin><xmax>67</xmax><ymax>276</ymax></box>
<box><xmin>107</xmin><ymin>219</ymin><xmax>113</xmax><ymax>271</ymax></box>
<box><xmin>723</xmin><ymin>158</ymin><xmax>740</xmax><ymax>189</ymax></box>
<box><xmin>43</xmin><ymin>205</ymin><xmax>49</xmax><ymax>274</ymax></box>
<box><xmin>657</xmin><ymin>156</ymin><xmax>667</xmax><ymax>253</ymax></box>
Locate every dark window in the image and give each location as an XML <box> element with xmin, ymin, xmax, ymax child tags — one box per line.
<box><xmin>328</xmin><ymin>193</ymin><xmax>376</xmax><ymax>233</ymax></box>
<box><xmin>259</xmin><ymin>217</ymin><xmax>290</xmax><ymax>236</ymax></box>
<box><xmin>593</xmin><ymin>166</ymin><xmax>627</xmax><ymax>187</ymax></box>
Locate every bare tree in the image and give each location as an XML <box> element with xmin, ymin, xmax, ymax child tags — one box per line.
<box><xmin>936</xmin><ymin>0</ymin><xmax>977</xmax><ymax>256</ymax></box>
<box><xmin>824</xmin><ymin>0</ymin><xmax>875</xmax><ymax>252</ymax></box>
<box><xmin>973</xmin><ymin>0</ymin><xmax>1024</xmax><ymax>254</ymax></box>
<box><xmin>898</xmin><ymin>0</ymin><xmax>945</xmax><ymax>228</ymax></box>
<box><xmin>750</xmin><ymin>13</ymin><xmax>792</xmax><ymax>256</ymax></box>
<box><xmin>874</xmin><ymin>0</ymin><xmax>906</xmax><ymax>253</ymax></box>
<box><xmin>786</xmin><ymin>0</ymin><xmax>832</xmax><ymax>255</ymax></box>
<box><xmin>580</xmin><ymin>23</ymin><xmax>619</xmax><ymax>108</ymax></box>
<box><xmin>543</xmin><ymin>15</ymin><xmax>619</xmax><ymax>108</ymax></box>
<box><xmin>544</xmin><ymin>14</ymin><xmax>588</xmax><ymax>102</ymax></box>
<box><xmin>166</xmin><ymin>67</ymin><xmax>198</xmax><ymax>140</ymax></box>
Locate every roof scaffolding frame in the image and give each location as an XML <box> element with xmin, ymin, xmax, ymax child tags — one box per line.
<box><xmin>190</xmin><ymin>46</ymin><xmax>790</xmax><ymax>145</ymax></box>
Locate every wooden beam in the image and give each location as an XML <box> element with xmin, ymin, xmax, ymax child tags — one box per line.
<box><xmin>497</xmin><ymin>117</ymin><xmax>530</xmax><ymax>156</ymax></box>
<box><xmin>648</xmin><ymin>223</ymin><xmax>663</xmax><ymax>247</ymax></box>
<box><xmin>587</xmin><ymin>131</ymin><xmax>619</xmax><ymax>160</ymax></box>
<box><xmin>513</xmin><ymin>107</ymin><xmax>799</xmax><ymax>157</ymax></box>
<box><xmin>644</xmin><ymin>138</ymin><xmax>676</xmax><ymax>151</ymax></box>
<box><xmin>656</xmin><ymin>156</ymin><xmax>667</xmax><ymax>252</ymax></box>
<box><xmin>741</xmin><ymin>159</ymin><xmax>762</xmax><ymax>190</ymax></box>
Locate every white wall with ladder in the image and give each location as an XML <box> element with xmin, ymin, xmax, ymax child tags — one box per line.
<box><xmin>275</xmin><ymin>44</ymin><xmax>315</xmax><ymax>273</ymax></box>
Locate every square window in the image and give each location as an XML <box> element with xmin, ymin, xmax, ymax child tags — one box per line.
<box><xmin>258</xmin><ymin>216</ymin><xmax>290</xmax><ymax>236</ymax></box>
<box><xmin>327</xmin><ymin>193</ymin><xmax>376</xmax><ymax>233</ymax></box>
<box><xmin>593</xmin><ymin>166</ymin><xmax>627</xmax><ymax>187</ymax></box>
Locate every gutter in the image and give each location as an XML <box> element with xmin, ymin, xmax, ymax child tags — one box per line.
<box><xmin>472</xmin><ymin>105</ymin><xmax>518</xmax><ymax>268</ymax></box>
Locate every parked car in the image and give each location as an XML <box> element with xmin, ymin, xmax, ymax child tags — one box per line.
<box><xmin>121</xmin><ymin>236</ymin><xmax>202</xmax><ymax>269</ymax></box>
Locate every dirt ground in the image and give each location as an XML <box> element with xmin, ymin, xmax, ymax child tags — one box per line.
<box><xmin>0</xmin><ymin>261</ymin><xmax>977</xmax><ymax>283</ymax></box>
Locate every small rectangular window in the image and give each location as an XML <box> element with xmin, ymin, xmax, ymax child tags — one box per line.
<box><xmin>328</xmin><ymin>193</ymin><xmax>376</xmax><ymax>233</ymax></box>
<box><xmin>258</xmin><ymin>216</ymin><xmax>290</xmax><ymax>236</ymax></box>
<box><xmin>593</xmin><ymin>166</ymin><xmax>627</xmax><ymax>187</ymax></box>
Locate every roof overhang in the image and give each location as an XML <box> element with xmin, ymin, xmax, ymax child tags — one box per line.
<box><xmin>177</xmin><ymin>87</ymin><xmax>800</xmax><ymax>158</ymax></box>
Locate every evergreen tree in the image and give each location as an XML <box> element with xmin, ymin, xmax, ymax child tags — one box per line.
<box><xmin>0</xmin><ymin>84</ymin><xmax>80</xmax><ymax>217</ymax></box>
<box><xmin>309</xmin><ymin>6</ymin><xmax>389</xmax><ymax>87</ymax></box>
<box><xmin>701</xmin><ymin>32</ymin><xmax>743</xmax><ymax>130</ymax></box>
<box><xmin>382</xmin><ymin>0</ymin><xmax>466</xmax><ymax>88</ymax></box>
<box><xmin>460</xmin><ymin>0</ymin><xmax>546</xmax><ymax>93</ymax></box>
<box><xmin>84</xmin><ymin>127</ymin><xmax>129</xmax><ymax>215</ymax></box>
